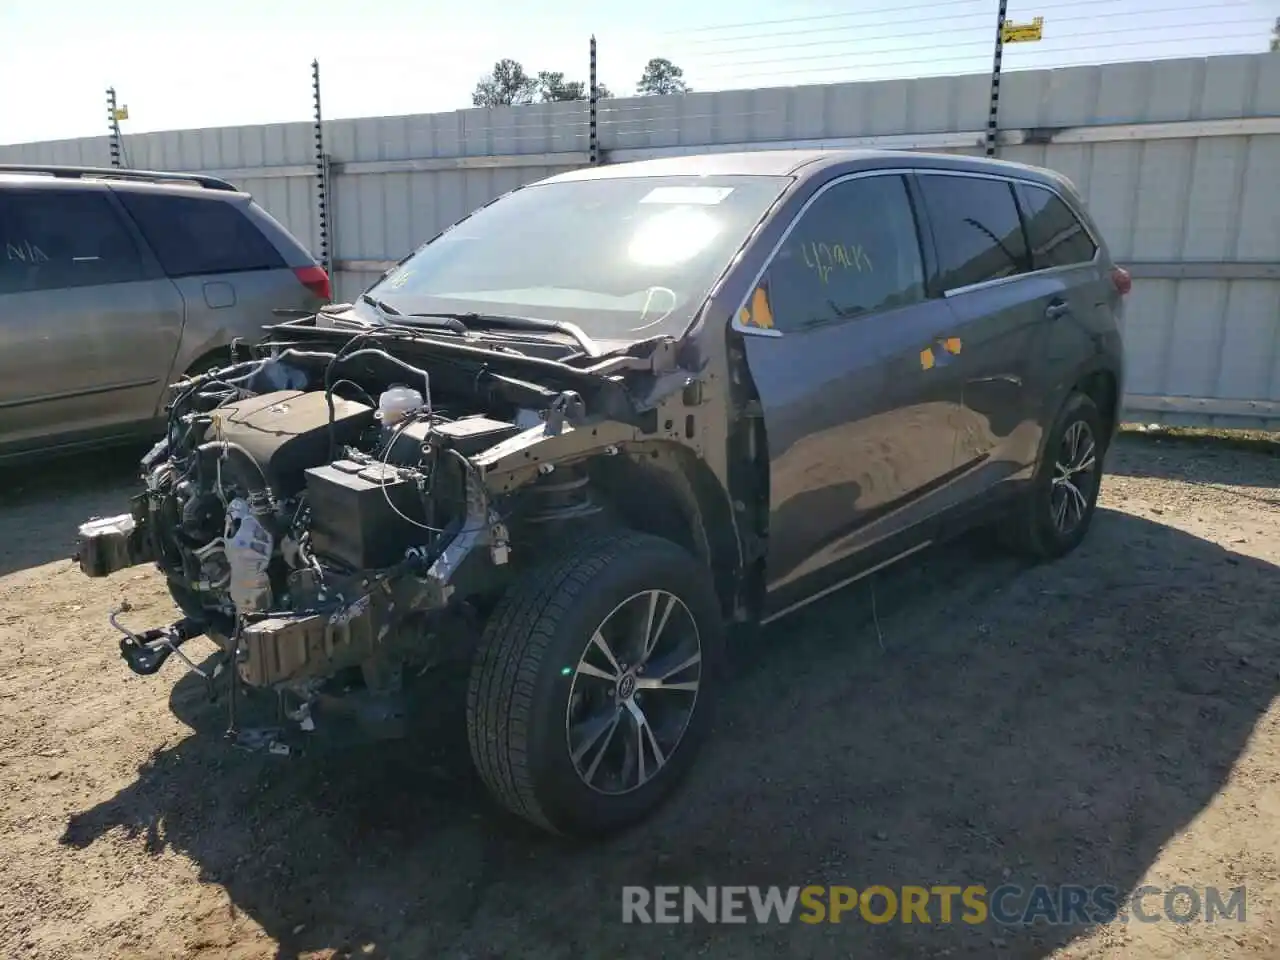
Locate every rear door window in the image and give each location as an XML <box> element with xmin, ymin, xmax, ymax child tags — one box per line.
<box><xmin>750</xmin><ymin>173</ymin><xmax>926</xmax><ymax>334</ymax></box>
<box><xmin>0</xmin><ymin>189</ymin><xmax>147</xmax><ymax>294</ymax></box>
<box><xmin>916</xmin><ymin>174</ymin><xmax>1031</xmax><ymax>291</ymax></box>
<box><xmin>115</xmin><ymin>192</ymin><xmax>285</xmax><ymax>278</ymax></box>
<box><xmin>1017</xmin><ymin>183</ymin><xmax>1098</xmax><ymax>268</ymax></box>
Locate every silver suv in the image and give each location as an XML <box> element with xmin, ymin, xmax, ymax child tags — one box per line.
<box><xmin>0</xmin><ymin>164</ymin><xmax>329</xmax><ymax>462</ymax></box>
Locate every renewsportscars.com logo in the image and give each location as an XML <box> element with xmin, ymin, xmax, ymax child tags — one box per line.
<box><xmin>621</xmin><ymin>885</ymin><xmax>1247</xmax><ymax>925</ymax></box>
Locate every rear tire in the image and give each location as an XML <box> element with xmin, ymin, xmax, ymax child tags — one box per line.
<box><xmin>466</xmin><ymin>530</ymin><xmax>723</xmax><ymax>837</ymax></box>
<box><xmin>999</xmin><ymin>391</ymin><xmax>1106</xmax><ymax>561</ymax></box>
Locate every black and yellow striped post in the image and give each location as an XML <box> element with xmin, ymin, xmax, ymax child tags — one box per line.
<box><xmin>985</xmin><ymin>0</ymin><xmax>1009</xmax><ymax>157</ymax></box>
<box><xmin>106</xmin><ymin>88</ymin><xmax>122</xmax><ymax>168</ymax></box>
<box><xmin>589</xmin><ymin>35</ymin><xmax>600</xmax><ymax>165</ymax></box>
<box><xmin>312</xmin><ymin>59</ymin><xmax>331</xmax><ymax>278</ymax></box>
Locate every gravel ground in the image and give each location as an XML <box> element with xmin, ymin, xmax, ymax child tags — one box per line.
<box><xmin>0</xmin><ymin>433</ymin><xmax>1277</xmax><ymax>960</ymax></box>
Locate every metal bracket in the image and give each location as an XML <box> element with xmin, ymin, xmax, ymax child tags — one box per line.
<box><xmin>108</xmin><ymin>607</ymin><xmax>213</xmax><ymax>681</ymax></box>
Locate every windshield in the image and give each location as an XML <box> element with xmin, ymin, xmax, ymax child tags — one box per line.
<box><xmin>355</xmin><ymin>174</ymin><xmax>792</xmax><ymax>341</ymax></box>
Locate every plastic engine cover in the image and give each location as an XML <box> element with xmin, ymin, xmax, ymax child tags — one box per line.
<box><xmin>207</xmin><ymin>390</ymin><xmax>375</xmax><ymax>495</ymax></box>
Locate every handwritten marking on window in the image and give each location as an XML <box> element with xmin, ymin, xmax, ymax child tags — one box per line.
<box><xmin>800</xmin><ymin>241</ymin><xmax>873</xmax><ymax>284</ymax></box>
<box><xmin>6</xmin><ymin>241</ymin><xmax>49</xmax><ymax>264</ymax></box>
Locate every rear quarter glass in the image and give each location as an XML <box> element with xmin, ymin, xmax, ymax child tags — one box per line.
<box><xmin>1044</xmin><ymin>175</ymin><xmax>1110</xmax><ymax>262</ymax></box>
<box><xmin>242</xmin><ymin>200</ymin><xmax>319</xmax><ymax>268</ymax></box>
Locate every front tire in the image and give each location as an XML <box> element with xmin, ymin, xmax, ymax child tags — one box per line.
<box><xmin>999</xmin><ymin>390</ymin><xmax>1106</xmax><ymax>561</ymax></box>
<box><xmin>466</xmin><ymin>530</ymin><xmax>724</xmax><ymax>837</ymax></box>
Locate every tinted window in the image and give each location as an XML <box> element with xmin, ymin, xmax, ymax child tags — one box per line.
<box><xmin>116</xmin><ymin>193</ymin><xmax>284</xmax><ymax>277</ymax></box>
<box><xmin>0</xmin><ymin>190</ymin><xmax>146</xmax><ymax>294</ymax></box>
<box><xmin>1019</xmin><ymin>184</ymin><xmax>1097</xmax><ymax>268</ymax></box>
<box><xmin>918</xmin><ymin>174</ymin><xmax>1030</xmax><ymax>290</ymax></box>
<box><xmin>753</xmin><ymin>174</ymin><xmax>925</xmax><ymax>333</ymax></box>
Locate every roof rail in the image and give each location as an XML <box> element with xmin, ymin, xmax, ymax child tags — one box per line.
<box><xmin>0</xmin><ymin>164</ymin><xmax>239</xmax><ymax>192</ymax></box>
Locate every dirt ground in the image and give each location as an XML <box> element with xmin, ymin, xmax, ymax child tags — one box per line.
<box><xmin>0</xmin><ymin>432</ymin><xmax>1277</xmax><ymax>960</ymax></box>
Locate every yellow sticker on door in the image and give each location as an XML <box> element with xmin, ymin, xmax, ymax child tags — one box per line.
<box><xmin>920</xmin><ymin>337</ymin><xmax>962</xmax><ymax>370</ymax></box>
<box><xmin>739</xmin><ymin>286</ymin><xmax>775</xmax><ymax>329</ymax></box>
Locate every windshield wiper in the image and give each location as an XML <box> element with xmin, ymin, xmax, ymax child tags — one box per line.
<box><xmin>400</xmin><ymin>311</ymin><xmax>602</xmax><ymax>357</ymax></box>
<box><xmin>359</xmin><ymin>293</ymin><xmax>468</xmax><ymax>333</ymax></box>
<box><xmin>360</xmin><ymin>292</ymin><xmax>399</xmax><ymax>316</ymax></box>
<box><xmin>360</xmin><ymin>296</ymin><xmax>600</xmax><ymax>356</ymax></box>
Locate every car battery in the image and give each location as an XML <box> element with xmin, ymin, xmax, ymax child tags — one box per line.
<box><xmin>304</xmin><ymin>459</ymin><xmax>429</xmax><ymax>569</ymax></box>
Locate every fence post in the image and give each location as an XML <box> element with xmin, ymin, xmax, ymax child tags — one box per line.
<box><xmin>985</xmin><ymin>0</ymin><xmax>1009</xmax><ymax>157</ymax></box>
<box><xmin>588</xmin><ymin>34</ymin><xmax>599</xmax><ymax>165</ymax></box>
<box><xmin>312</xmin><ymin>59</ymin><xmax>332</xmax><ymax>282</ymax></box>
<box><xmin>589</xmin><ymin>35</ymin><xmax>600</xmax><ymax>165</ymax></box>
<box><xmin>106</xmin><ymin>88</ymin><xmax>122</xmax><ymax>168</ymax></box>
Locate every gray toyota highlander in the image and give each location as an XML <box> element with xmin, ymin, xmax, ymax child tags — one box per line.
<box><xmin>74</xmin><ymin>148</ymin><xmax>1127</xmax><ymax>838</ymax></box>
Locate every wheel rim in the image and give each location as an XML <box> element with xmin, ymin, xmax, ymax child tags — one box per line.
<box><xmin>1051</xmin><ymin>419</ymin><xmax>1098</xmax><ymax>535</ymax></box>
<box><xmin>564</xmin><ymin>589</ymin><xmax>702</xmax><ymax>796</ymax></box>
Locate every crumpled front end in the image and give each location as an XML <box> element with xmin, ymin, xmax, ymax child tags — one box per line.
<box><xmin>72</xmin><ymin>323</ymin><xmax>687</xmax><ymax>749</ymax></box>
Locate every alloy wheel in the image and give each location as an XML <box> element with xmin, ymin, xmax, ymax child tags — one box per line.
<box><xmin>1050</xmin><ymin>419</ymin><xmax>1098</xmax><ymax>535</ymax></box>
<box><xmin>565</xmin><ymin>589</ymin><xmax>702</xmax><ymax>796</ymax></box>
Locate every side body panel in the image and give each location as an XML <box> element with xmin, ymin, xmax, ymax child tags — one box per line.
<box><xmin>164</xmin><ymin>267</ymin><xmax>317</xmax><ymax>383</ymax></box>
<box><xmin>729</xmin><ymin>168</ymin><xmax>968</xmax><ymax>614</ymax></box>
<box><xmin>904</xmin><ymin>168</ymin><xmax>1128</xmax><ymax>516</ymax></box>
<box><xmin>692</xmin><ymin>154</ymin><xmax>1128</xmax><ymax>624</ymax></box>
<box><xmin>0</xmin><ymin>184</ymin><xmax>186</xmax><ymax>455</ymax></box>
<box><xmin>112</xmin><ymin>190</ymin><xmax>325</xmax><ymax>386</ymax></box>
<box><xmin>913</xmin><ymin>171</ymin><xmax>1051</xmax><ymax>489</ymax></box>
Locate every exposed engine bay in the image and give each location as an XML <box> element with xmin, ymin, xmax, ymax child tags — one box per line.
<box><xmin>73</xmin><ymin>316</ymin><xmax>731</xmax><ymax>747</ymax></box>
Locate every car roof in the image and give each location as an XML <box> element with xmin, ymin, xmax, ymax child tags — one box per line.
<box><xmin>0</xmin><ymin>164</ymin><xmax>248</xmax><ymax>199</ymax></box>
<box><xmin>542</xmin><ymin>150</ymin><xmax>842</xmax><ymax>180</ymax></box>
<box><xmin>538</xmin><ymin>148</ymin><xmax>1067</xmax><ymax>191</ymax></box>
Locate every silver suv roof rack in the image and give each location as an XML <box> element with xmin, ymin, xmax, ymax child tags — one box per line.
<box><xmin>0</xmin><ymin>164</ymin><xmax>238</xmax><ymax>192</ymax></box>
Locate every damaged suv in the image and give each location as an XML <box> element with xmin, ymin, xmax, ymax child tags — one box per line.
<box><xmin>75</xmin><ymin>149</ymin><xmax>1127</xmax><ymax>837</ymax></box>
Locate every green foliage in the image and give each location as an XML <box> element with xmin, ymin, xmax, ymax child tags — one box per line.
<box><xmin>636</xmin><ymin>57</ymin><xmax>689</xmax><ymax>96</ymax></box>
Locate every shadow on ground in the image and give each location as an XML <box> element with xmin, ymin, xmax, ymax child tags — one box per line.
<box><xmin>60</xmin><ymin>509</ymin><xmax>1280</xmax><ymax>959</ymax></box>
<box><xmin>1110</xmin><ymin>431</ymin><xmax>1280</xmax><ymax>493</ymax></box>
<box><xmin>0</xmin><ymin>444</ymin><xmax>148</xmax><ymax>577</ymax></box>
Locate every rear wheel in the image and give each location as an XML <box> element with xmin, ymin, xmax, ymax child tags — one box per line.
<box><xmin>999</xmin><ymin>391</ymin><xmax>1106</xmax><ymax>561</ymax></box>
<box><xmin>466</xmin><ymin>530</ymin><xmax>723</xmax><ymax>837</ymax></box>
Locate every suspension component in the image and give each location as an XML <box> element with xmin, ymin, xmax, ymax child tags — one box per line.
<box><xmin>525</xmin><ymin>466</ymin><xmax>601</xmax><ymax>525</ymax></box>
<box><xmin>108</xmin><ymin>607</ymin><xmax>206</xmax><ymax>677</ymax></box>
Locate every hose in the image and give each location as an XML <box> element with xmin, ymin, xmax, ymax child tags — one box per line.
<box><xmin>195</xmin><ymin>440</ymin><xmax>270</xmax><ymax>505</ymax></box>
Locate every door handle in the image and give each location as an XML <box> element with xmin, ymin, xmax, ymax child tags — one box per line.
<box><xmin>1045</xmin><ymin>300</ymin><xmax>1070</xmax><ymax>320</ymax></box>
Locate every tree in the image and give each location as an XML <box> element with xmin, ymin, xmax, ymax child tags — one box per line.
<box><xmin>1272</xmin><ymin>16</ymin><xmax>1279</xmax><ymax>51</ymax></box>
<box><xmin>636</xmin><ymin>57</ymin><xmax>689</xmax><ymax>96</ymax></box>
<box><xmin>537</xmin><ymin>71</ymin><xmax>585</xmax><ymax>102</ymax></box>
<box><xmin>535</xmin><ymin>72</ymin><xmax>614</xmax><ymax>102</ymax></box>
<box><xmin>472</xmin><ymin>59</ymin><xmax>538</xmax><ymax>107</ymax></box>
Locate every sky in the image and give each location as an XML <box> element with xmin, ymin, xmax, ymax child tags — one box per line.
<box><xmin>0</xmin><ymin>0</ymin><xmax>1274</xmax><ymax>145</ymax></box>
